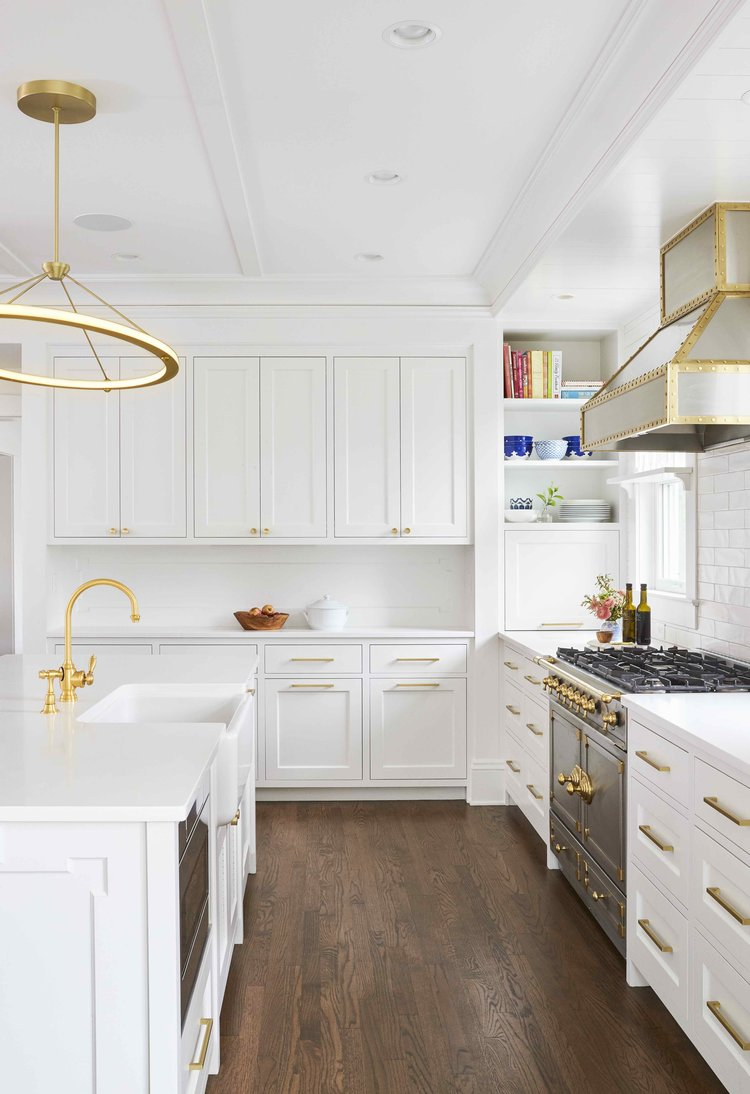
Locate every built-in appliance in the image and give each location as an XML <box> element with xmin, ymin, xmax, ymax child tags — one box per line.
<box><xmin>179</xmin><ymin>771</ymin><xmax>210</xmax><ymax>1026</ymax></box>
<box><xmin>535</xmin><ymin>646</ymin><xmax>750</xmax><ymax>957</ymax></box>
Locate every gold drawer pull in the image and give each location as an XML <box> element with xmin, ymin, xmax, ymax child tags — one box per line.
<box><xmin>703</xmin><ymin>796</ymin><xmax>750</xmax><ymax>826</ymax></box>
<box><xmin>524</xmin><ymin>674</ymin><xmax>542</xmax><ymax>686</ymax></box>
<box><xmin>505</xmin><ymin>704</ymin><xmax>520</xmax><ymax>715</ymax></box>
<box><xmin>526</xmin><ymin>722</ymin><xmax>543</xmax><ymax>737</ymax></box>
<box><xmin>504</xmin><ymin>660</ymin><xmax>519</xmax><ymax>670</ymax></box>
<box><xmin>396</xmin><ymin>657</ymin><xmax>440</xmax><ymax>662</ymax></box>
<box><xmin>591</xmin><ymin>890</ymin><xmax>607</xmax><ymax>902</ymax></box>
<box><xmin>291</xmin><ymin>657</ymin><xmax>335</xmax><ymax>662</ymax></box>
<box><xmin>635</xmin><ymin>750</ymin><xmax>670</xmax><ymax>772</ymax></box>
<box><xmin>706</xmin><ymin>886</ymin><xmax>750</xmax><ymax>925</ymax></box>
<box><xmin>189</xmin><ymin>1017</ymin><xmax>214</xmax><ymax>1071</ymax></box>
<box><xmin>637</xmin><ymin>919</ymin><xmax>673</xmax><ymax>953</ymax></box>
<box><xmin>707</xmin><ymin>1001</ymin><xmax>750</xmax><ymax>1051</ymax></box>
<box><xmin>638</xmin><ymin>824</ymin><xmax>674</xmax><ymax>853</ymax></box>
<box><xmin>395</xmin><ymin>683</ymin><xmax>440</xmax><ymax>688</ymax></box>
<box><xmin>229</xmin><ymin>808</ymin><xmax>240</xmax><ymax>826</ymax></box>
<box><xmin>290</xmin><ymin>683</ymin><xmax>335</xmax><ymax>688</ymax></box>
<box><xmin>506</xmin><ymin>760</ymin><xmax>520</xmax><ymax>773</ymax></box>
<box><xmin>526</xmin><ymin>784</ymin><xmax>543</xmax><ymax>801</ymax></box>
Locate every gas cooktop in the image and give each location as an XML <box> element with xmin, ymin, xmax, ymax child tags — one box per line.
<box><xmin>555</xmin><ymin>645</ymin><xmax>750</xmax><ymax>694</ymax></box>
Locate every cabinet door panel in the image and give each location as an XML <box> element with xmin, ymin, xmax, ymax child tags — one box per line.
<box><xmin>334</xmin><ymin>357</ymin><xmax>400</xmax><ymax>537</ymax></box>
<box><xmin>120</xmin><ymin>357</ymin><xmax>186</xmax><ymax>537</ymax></box>
<box><xmin>504</xmin><ymin>529</ymin><xmax>619</xmax><ymax>630</ymax></box>
<box><xmin>400</xmin><ymin>357</ymin><xmax>467</xmax><ymax>537</ymax></box>
<box><xmin>370</xmin><ymin>678</ymin><xmax>467</xmax><ymax>779</ymax></box>
<box><xmin>260</xmin><ymin>357</ymin><xmax>327</xmax><ymax>538</ymax></box>
<box><xmin>194</xmin><ymin>357</ymin><xmax>260</xmax><ymax>537</ymax></box>
<box><xmin>264</xmin><ymin>679</ymin><xmax>362</xmax><ymax>780</ymax></box>
<box><xmin>53</xmin><ymin>357</ymin><xmax>120</xmax><ymax>537</ymax></box>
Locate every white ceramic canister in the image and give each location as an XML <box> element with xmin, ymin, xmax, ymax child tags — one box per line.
<box><xmin>304</xmin><ymin>594</ymin><xmax>349</xmax><ymax>631</ymax></box>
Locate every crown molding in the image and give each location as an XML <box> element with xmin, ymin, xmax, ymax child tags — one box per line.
<box><xmin>475</xmin><ymin>0</ymin><xmax>746</xmax><ymax>314</ymax></box>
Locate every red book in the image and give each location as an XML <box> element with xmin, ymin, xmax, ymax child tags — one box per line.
<box><xmin>503</xmin><ymin>342</ymin><xmax>513</xmax><ymax>398</ymax></box>
<box><xmin>522</xmin><ymin>352</ymin><xmax>529</xmax><ymax>398</ymax></box>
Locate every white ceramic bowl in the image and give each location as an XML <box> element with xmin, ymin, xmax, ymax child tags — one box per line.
<box><xmin>504</xmin><ymin>509</ymin><xmax>539</xmax><ymax>523</ymax></box>
<box><xmin>304</xmin><ymin>593</ymin><xmax>349</xmax><ymax>631</ymax></box>
<box><xmin>533</xmin><ymin>439</ymin><xmax>568</xmax><ymax>461</ymax></box>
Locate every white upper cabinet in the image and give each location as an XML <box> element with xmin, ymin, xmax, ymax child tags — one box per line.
<box><xmin>194</xmin><ymin>357</ymin><xmax>261</xmax><ymax>538</ymax></box>
<box><xmin>260</xmin><ymin>357</ymin><xmax>327</xmax><ymax>538</ymax></box>
<box><xmin>401</xmin><ymin>357</ymin><xmax>467</xmax><ymax>538</ymax></box>
<box><xmin>334</xmin><ymin>357</ymin><xmax>400</xmax><ymax>537</ymax></box>
<box><xmin>334</xmin><ymin>356</ymin><xmax>468</xmax><ymax>539</ymax></box>
<box><xmin>53</xmin><ymin>357</ymin><xmax>120</xmax><ymax>538</ymax></box>
<box><xmin>120</xmin><ymin>358</ymin><xmax>186</xmax><ymax>538</ymax></box>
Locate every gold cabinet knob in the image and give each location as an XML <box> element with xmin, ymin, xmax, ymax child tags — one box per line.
<box><xmin>108</xmin><ymin>527</ymin><xmax>118</xmax><ymax>536</ymax></box>
<box><xmin>554</xmin><ymin>842</ymin><xmax>567</xmax><ymax>853</ymax></box>
<box><xmin>591</xmin><ymin>891</ymin><xmax>607</xmax><ymax>902</ymax></box>
<box><xmin>250</xmin><ymin>528</ymin><xmax>258</xmax><ymax>535</ymax></box>
<box><xmin>262</xmin><ymin>527</ymin><xmax>270</xmax><ymax>535</ymax></box>
<box><xmin>121</xmin><ymin>527</ymin><xmax>130</xmax><ymax>535</ymax></box>
<box><xmin>602</xmin><ymin>712</ymin><xmax>618</xmax><ymax>727</ymax></box>
<box><xmin>391</xmin><ymin>528</ymin><xmax>399</xmax><ymax>535</ymax></box>
<box><xmin>403</xmin><ymin>527</ymin><xmax>412</xmax><ymax>535</ymax></box>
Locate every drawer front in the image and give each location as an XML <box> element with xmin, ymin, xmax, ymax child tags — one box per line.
<box><xmin>629</xmin><ymin>862</ymin><xmax>689</xmax><ymax>1028</ymax></box>
<box><xmin>549</xmin><ymin>816</ymin><xmax>582</xmax><ymax>881</ymax></box>
<box><xmin>630</xmin><ymin>720</ymin><xmax>690</xmax><ymax>809</ymax></box>
<box><xmin>696</xmin><ymin>759</ymin><xmax>750</xmax><ymax>858</ymax></box>
<box><xmin>180</xmin><ymin>939</ymin><xmax>215</xmax><ymax>1094</ymax></box>
<box><xmin>265</xmin><ymin>643</ymin><xmax>362</xmax><ymax>674</ymax></box>
<box><xmin>522</xmin><ymin>693</ymin><xmax>549</xmax><ymax>770</ymax></box>
<box><xmin>581</xmin><ymin>850</ymin><xmax>627</xmax><ymax>954</ymax></box>
<box><xmin>52</xmin><ymin>641</ymin><xmax>154</xmax><ymax>656</ymax></box>
<box><xmin>503</xmin><ymin>679</ymin><xmax>524</xmax><ymax>735</ymax></box>
<box><xmin>502</xmin><ymin>647</ymin><xmax>523</xmax><ymax>688</ymax></box>
<box><xmin>694</xmin><ymin>826</ymin><xmax>750</xmax><ymax>976</ymax></box>
<box><xmin>630</xmin><ymin>777</ymin><xmax>690</xmax><ymax>908</ymax></box>
<box><xmin>370</xmin><ymin>643</ymin><xmax>467</xmax><ymax>674</ymax></box>
<box><xmin>519</xmin><ymin>655</ymin><xmax>545</xmax><ymax>701</ymax></box>
<box><xmin>506</xmin><ymin>750</ymin><xmax>546</xmax><ymax>841</ymax></box>
<box><xmin>691</xmin><ymin>928</ymin><xmax>750</xmax><ymax>1094</ymax></box>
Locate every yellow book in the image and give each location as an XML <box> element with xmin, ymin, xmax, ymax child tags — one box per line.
<box><xmin>530</xmin><ymin>350</ymin><xmax>544</xmax><ymax>399</ymax></box>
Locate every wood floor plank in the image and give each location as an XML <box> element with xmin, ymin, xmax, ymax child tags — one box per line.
<box><xmin>208</xmin><ymin>801</ymin><xmax>723</xmax><ymax>1094</ymax></box>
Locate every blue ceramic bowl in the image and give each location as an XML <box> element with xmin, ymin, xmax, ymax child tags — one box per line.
<box><xmin>504</xmin><ymin>435</ymin><xmax>533</xmax><ymax>460</ymax></box>
<box><xmin>562</xmin><ymin>434</ymin><xmax>591</xmax><ymax>459</ymax></box>
<box><xmin>534</xmin><ymin>439</ymin><xmax>568</xmax><ymax>461</ymax></box>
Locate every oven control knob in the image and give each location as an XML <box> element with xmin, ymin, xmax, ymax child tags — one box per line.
<box><xmin>585</xmin><ymin>698</ymin><xmax>596</xmax><ymax>713</ymax></box>
<box><xmin>602</xmin><ymin>712</ymin><xmax>618</xmax><ymax>727</ymax></box>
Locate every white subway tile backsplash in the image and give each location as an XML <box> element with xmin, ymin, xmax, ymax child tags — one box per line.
<box><xmin>698</xmin><ymin>581</ymin><xmax>715</xmax><ymax>600</ymax></box>
<box><xmin>699</xmin><ymin>454</ymin><xmax>729</xmax><ymax>475</ymax></box>
<box><xmin>715</xmin><ymin>472</ymin><xmax>746</xmax><ymax>493</ymax></box>
<box><xmin>730</xmin><ymin>491</ymin><xmax>750</xmax><ymax>510</ymax></box>
<box><xmin>699</xmin><ymin>529</ymin><xmax>729</xmax><ymax>548</ymax></box>
<box><xmin>699</xmin><ymin>492</ymin><xmax>728</xmax><ymax>512</ymax></box>
<box><xmin>729</xmin><ymin>529</ymin><xmax>750</xmax><ymax>548</ymax></box>
<box><xmin>700</xmin><ymin>565</ymin><xmax>729</xmax><ymax>584</ymax></box>
<box><xmin>716</xmin><ymin>510</ymin><xmax>746</xmax><ymax>529</ymax></box>
<box><xmin>698</xmin><ymin>513</ymin><xmax>715</xmax><ymax>529</ymax></box>
<box><xmin>698</xmin><ymin>547</ymin><xmax>714</xmax><ymax>565</ymax></box>
<box><xmin>728</xmin><ymin>448</ymin><xmax>750</xmax><ymax>472</ymax></box>
<box><xmin>726</xmin><ymin>568</ymin><xmax>750</xmax><ymax>588</ymax></box>
<box><xmin>729</xmin><ymin>642</ymin><xmax>750</xmax><ymax>664</ymax></box>
<box><xmin>716</xmin><ymin>548</ymin><xmax>746</xmax><ymax>567</ymax></box>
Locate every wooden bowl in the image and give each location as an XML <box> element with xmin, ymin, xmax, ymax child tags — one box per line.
<box><xmin>234</xmin><ymin>610</ymin><xmax>289</xmax><ymax>631</ymax></box>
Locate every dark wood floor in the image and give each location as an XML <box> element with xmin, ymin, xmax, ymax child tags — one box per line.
<box><xmin>207</xmin><ymin>802</ymin><xmax>722</xmax><ymax>1094</ymax></box>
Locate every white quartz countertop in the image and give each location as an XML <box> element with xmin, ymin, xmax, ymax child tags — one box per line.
<box><xmin>47</xmin><ymin>623</ymin><xmax>474</xmax><ymax>640</ymax></box>
<box><xmin>498</xmin><ymin>629</ymin><xmax>594</xmax><ymax>660</ymax></box>
<box><xmin>624</xmin><ymin>693</ymin><xmax>750</xmax><ymax>780</ymax></box>
<box><xmin>0</xmin><ymin>653</ymin><xmax>256</xmax><ymax>822</ymax></box>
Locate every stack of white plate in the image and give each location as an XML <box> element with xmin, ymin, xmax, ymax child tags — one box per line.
<box><xmin>559</xmin><ymin>499</ymin><xmax>612</xmax><ymax>523</ymax></box>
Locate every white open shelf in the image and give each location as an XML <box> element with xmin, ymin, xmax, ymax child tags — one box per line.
<box><xmin>504</xmin><ymin>398</ymin><xmax>589</xmax><ymax>412</ymax></box>
<box><xmin>504</xmin><ymin>459</ymin><xmax>617</xmax><ymax>470</ymax></box>
<box><xmin>607</xmin><ymin>466</ymin><xmax>693</xmax><ymax>490</ymax></box>
<box><xmin>503</xmin><ymin>522</ymin><xmax>621</xmax><ymax>531</ymax></box>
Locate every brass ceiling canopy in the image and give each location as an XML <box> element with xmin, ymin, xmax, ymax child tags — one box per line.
<box><xmin>0</xmin><ymin>80</ymin><xmax>179</xmax><ymax>392</ymax></box>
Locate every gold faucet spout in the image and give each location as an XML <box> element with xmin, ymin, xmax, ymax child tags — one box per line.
<box><xmin>60</xmin><ymin>579</ymin><xmax>140</xmax><ymax>703</ymax></box>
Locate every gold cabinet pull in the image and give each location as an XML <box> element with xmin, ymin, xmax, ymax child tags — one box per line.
<box><xmin>246</xmin><ymin>687</ymin><xmax>255</xmax><ymax>695</ymax></box>
<box><xmin>291</xmin><ymin>657</ymin><xmax>334</xmax><ymax>662</ymax></box>
<box><xmin>524</xmin><ymin>674</ymin><xmax>542</xmax><ymax>686</ymax></box>
<box><xmin>707</xmin><ymin>1001</ymin><xmax>750</xmax><ymax>1051</ymax></box>
<box><xmin>396</xmin><ymin>657</ymin><xmax>440</xmax><ymax>662</ymax></box>
<box><xmin>189</xmin><ymin>1017</ymin><xmax>214</xmax><ymax>1070</ymax></box>
<box><xmin>526</xmin><ymin>784</ymin><xmax>543</xmax><ymax>801</ymax></box>
<box><xmin>703</xmin><ymin>796</ymin><xmax>750</xmax><ymax>827</ymax></box>
<box><xmin>505</xmin><ymin>704</ymin><xmax>520</xmax><ymax>715</ymax></box>
<box><xmin>402</xmin><ymin>527</ymin><xmax>412</xmax><ymax>534</ymax></box>
<box><xmin>638</xmin><ymin>824</ymin><xmax>674</xmax><ymax>853</ymax></box>
<box><xmin>262</xmin><ymin>527</ymin><xmax>270</xmax><ymax>535</ymax></box>
<box><xmin>391</xmin><ymin>527</ymin><xmax>399</xmax><ymax>535</ymax></box>
<box><xmin>635</xmin><ymin>750</ymin><xmax>670</xmax><ymax>772</ymax></box>
<box><xmin>290</xmin><ymin>683</ymin><xmax>335</xmax><ymax>688</ymax></box>
<box><xmin>706</xmin><ymin>886</ymin><xmax>750</xmax><ymax>925</ymax></box>
<box><xmin>554</xmin><ymin>842</ymin><xmax>567</xmax><ymax>853</ymax></box>
<box><xmin>526</xmin><ymin>722</ymin><xmax>543</xmax><ymax>737</ymax></box>
<box><xmin>394</xmin><ymin>682</ymin><xmax>439</xmax><ymax>688</ymax></box>
<box><xmin>108</xmin><ymin>527</ymin><xmax>118</xmax><ymax>535</ymax></box>
<box><xmin>250</xmin><ymin>527</ymin><xmax>258</xmax><ymax>535</ymax></box>
<box><xmin>591</xmin><ymin>890</ymin><xmax>607</xmax><ymax>902</ymax></box>
<box><xmin>637</xmin><ymin>918</ymin><xmax>673</xmax><ymax>953</ymax></box>
<box><xmin>506</xmin><ymin>760</ymin><xmax>520</xmax><ymax>773</ymax></box>
<box><xmin>229</xmin><ymin>808</ymin><xmax>240</xmax><ymax>826</ymax></box>
<box><xmin>121</xmin><ymin>527</ymin><xmax>130</xmax><ymax>535</ymax></box>
<box><xmin>503</xmin><ymin>660</ymin><xmax>519</xmax><ymax>670</ymax></box>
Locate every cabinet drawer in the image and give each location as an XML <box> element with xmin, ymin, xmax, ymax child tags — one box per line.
<box><xmin>370</xmin><ymin>643</ymin><xmax>467</xmax><ymax>674</ymax></box>
<box><xmin>630</xmin><ymin>720</ymin><xmax>690</xmax><ymax>809</ymax></box>
<box><xmin>180</xmin><ymin>940</ymin><xmax>215</xmax><ymax>1094</ymax></box>
<box><xmin>629</xmin><ymin>862</ymin><xmax>688</xmax><ymax>1029</ymax></box>
<box><xmin>519</xmin><ymin>656</ymin><xmax>545</xmax><ymax>700</ymax></box>
<box><xmin>694</xmin><ymin>826</ymin><xmax>750</xmax><ymax>976</ymax></box>
<box><xmin>502</xmin><ymin>647</ymin><xmax>523</xmax><ymax>687</ymax></box>
<box><xmin>503</xmin><ymin>680</ymin><xmax>524</xmax><ymax>734</ymax></box>
<box><xmin>691</xmin><ymin>928</ymin><xmax>750</xmax><ymax>1094</ymax></box>
<box><xmin>506</xmin><ymin>750</ymin><xmax>547</xmax><ymax>841</ymax></box>
<box><xmin>630</xmin><ymin>777</ymin><xmax>690</xmax><ymax>908</ymax></box>
<box><xmin>522</xmin><ymin>694</ymin><xmax>549</xmax><ymax>771</ymax></box>
<box><xmin>265</xmin><ymin>643</ymin><xmax>362</xmax><ymax>674</ymax></box>
<box><xmin>696</xmin><ymin>759</ymin><xmax>750</xmax><ymax>858</ymax></box>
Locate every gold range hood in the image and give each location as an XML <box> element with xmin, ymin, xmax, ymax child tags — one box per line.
<box><xmin>581</xmin><ymin>203</ymin><xmax>750</xmax><ymax>452</ymax></box>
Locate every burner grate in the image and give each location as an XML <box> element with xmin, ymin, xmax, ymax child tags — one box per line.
<box><xmin>554</xmin><ymin>645</ymin><xmax>750</xmax><ymax>694</ymax></box>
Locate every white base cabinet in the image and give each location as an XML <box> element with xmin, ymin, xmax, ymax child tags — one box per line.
<box><xmin>501</xmin><ymin>640</ymin><xmax>550</xmax><ymax>842</ymax></box>
<box><xmin>370</xmin><ymin>678</ymin><xmax>467</xmax><ymax>779</ymax></box>
<box><xmin>264</xmin><ymin>678</ymin><xmax>363</xmax><ymax>780</ymax></box>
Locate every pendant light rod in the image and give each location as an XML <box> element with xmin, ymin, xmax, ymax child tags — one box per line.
<box><xmin>53</xmin><ymin>105</ymin><xmax>60</xmax><ymax>264</ymax></box>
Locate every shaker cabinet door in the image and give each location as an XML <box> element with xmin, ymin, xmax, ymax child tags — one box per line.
<box><xmin>260</xmin><ymin>357</ymin><xmax>327</xmax><ymax>538</ymax></box>
<box><xmin>193</xmin><ymin>357</ymin><xmax>261</xmax><ymax>537</ymax></box>
<box><xmin>504</xmin><ymin>529</ymin><xmax>620</xmax><ymax>630</ymax></box>
<box><xmin>53</xmin><ymin>356</ymin><xmax>120</xmax><ymax>538</ymax></box>
<box><xmin>370</xmin><ymin>678</ymin><xmax>467</xmax><ymax>779</ymax></box>
<box><xmin>334</xmin><ymin>356</ymin><xmax>401</xmax><ymax>537</ymax></box>
<box><xmin>400</xmin><ymin>357</ymin><xmax>467</xmax><ymax>538</ymax></box>
<box><xmin>264</xmin><ymin>679</ymin><xmax>362</xmax><ymax>780</ymax></box>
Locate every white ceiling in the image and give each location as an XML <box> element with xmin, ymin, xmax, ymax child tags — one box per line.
<box><xmin>0</xmin><ymin>0</ymin><xmax>745</xmax><ymax>304</ymax></box>
<box><xmin>503</xmin><ymin>0</ymin><xmax>750</xmax><ymax>329</ymax></box>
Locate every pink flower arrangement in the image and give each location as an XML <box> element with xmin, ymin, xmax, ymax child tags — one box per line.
<box><xmin>582</xmin><ymin>575</ymin><xmax>625</xmax><ymax>623</ymax></box>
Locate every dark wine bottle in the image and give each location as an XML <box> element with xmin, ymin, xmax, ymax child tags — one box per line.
<box><xmin>635</xmin><ymin>584</ymin><xmax>651</xmax><ymax>646</ymax></box>
<box><xmin>622</xmin><ymin>583</ymin><xmax>636</xmax><ymax>644</ymax></box>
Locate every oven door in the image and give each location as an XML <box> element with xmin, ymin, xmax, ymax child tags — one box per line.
<box><xmin>582</xmin><ymin>732</ymin><xmax>626</xmax><ymax>891</ymax></box>
<box><xmin>550</xmin><ymin>703</ymin><xmax>583</xmax><ymax>838</ymax></box>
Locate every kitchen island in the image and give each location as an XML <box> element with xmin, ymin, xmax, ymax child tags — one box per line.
<box><xmin>0</xmin><ymin>651</ymin><xmax>257</xmax><ymax>1094</ymax></box>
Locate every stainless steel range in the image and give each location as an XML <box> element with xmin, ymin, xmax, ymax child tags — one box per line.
<box><xmin>533</xmin><ymin>646</ymin><xmax>750</xmax><ymax>957</ymax></box>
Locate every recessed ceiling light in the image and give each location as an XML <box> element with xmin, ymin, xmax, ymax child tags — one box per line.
<box><xmin>554</xmin><ymin>293</ymin><xmax>575</xmax><ymax>300</ymax></box>
<box><xmin>112</xmin><ymin>252</ymin><xmax>139</xmax><ymax>261</ymax></box>
<box><xmin>354</xmin><ymin>252</ymin><xmax>384</xmax><ymax>263</ymax></box>
<box><xmin>383</xmin><ymin>21</ymin><xmax>441</xmax><ymax>49</ymax></box>
<box><xmin>73</xmin><ymin>213</ymin><xmax>133</xmax><ymax>232</ymax></box>
<box><xmin>366</xmin><ymin>170</ymin><xmax>404</xmax><ymax>185</ymax></box>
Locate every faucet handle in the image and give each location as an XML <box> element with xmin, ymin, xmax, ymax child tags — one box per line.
<box><xmin>83</xmin><ymin>654</ymin><xmax>96</xmax><ymax>686</ymax></box>
<box><xmin>39</xmin><ymin>667</ymin><xmax>63</xmax><ymax>715</ymax></box>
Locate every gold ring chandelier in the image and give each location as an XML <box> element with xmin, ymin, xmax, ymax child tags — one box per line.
<box><xmin>0</xmin><ymin>80</ymin><xmax>179</xmax><ymax>392</ymax></box>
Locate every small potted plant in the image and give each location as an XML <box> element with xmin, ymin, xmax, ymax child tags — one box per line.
<box><xmin>536</xmin><ymin>483</ymin><xmax>563</xmax><ymax>522</ymax></box>
<box><xmin>582</xmin><ymin>574</ymin><xmax>626</xmax><ymax>643</ymax></box>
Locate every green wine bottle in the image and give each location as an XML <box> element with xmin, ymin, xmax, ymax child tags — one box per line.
<box><xmin>622</xmin><ymin>583</ymin><xmax>636</xmax><ymax>644</ymax></box>
<box><xmin>635</xmin><ymin>584</ymin><xmax>651</xmax><ymax>646</ymax></box>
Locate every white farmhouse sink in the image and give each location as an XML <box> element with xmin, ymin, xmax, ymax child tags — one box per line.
<box><xmin>79</xmin><ymin>684</ymin><xmax>254</xmax><ymax>825</ymax></box>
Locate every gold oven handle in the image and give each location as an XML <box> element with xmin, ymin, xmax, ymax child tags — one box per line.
<box><xmin>534</xmin><ymin>655</ymin><xmax>620</xmax><ymax>706</ymax></box>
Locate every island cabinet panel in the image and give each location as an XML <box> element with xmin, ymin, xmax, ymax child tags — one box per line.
<box><xmin>0</xmin><ymin>822</ymin><xmax>148</xmax><ymax>1093</ymax></box>
<box><xmin>369</xmin><ymin>678</ymin><xmax>467</xmax><ymax>780</ymax></box>
<box><xmin>504</xmin><ymin>528</ymin><xmax>620</xmax><ymax>630</ymax></box>
<box><xmin>193</xmin><ymin>357</ymin><xmax>261</xmax><ymax>538</ymax></box>
<box><xmin>264</xmin><ymin>679</ymin><xmax>363</xmax><ymax>780</ymax></box>
<box><xmin>215</xmin><ymin>817</ymin><xmax>242</xmax><ymax>1000</ymax></box>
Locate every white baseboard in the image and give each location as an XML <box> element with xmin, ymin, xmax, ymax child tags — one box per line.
<box><xmin>256</xmin><ymin>786</ymin><xmax>467</xmax><ymax>802</ymax></box>
<box><xmin>468</xmin><ymin>761</ymin><xmax>505</xmax><ymax>805</ymax></box>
